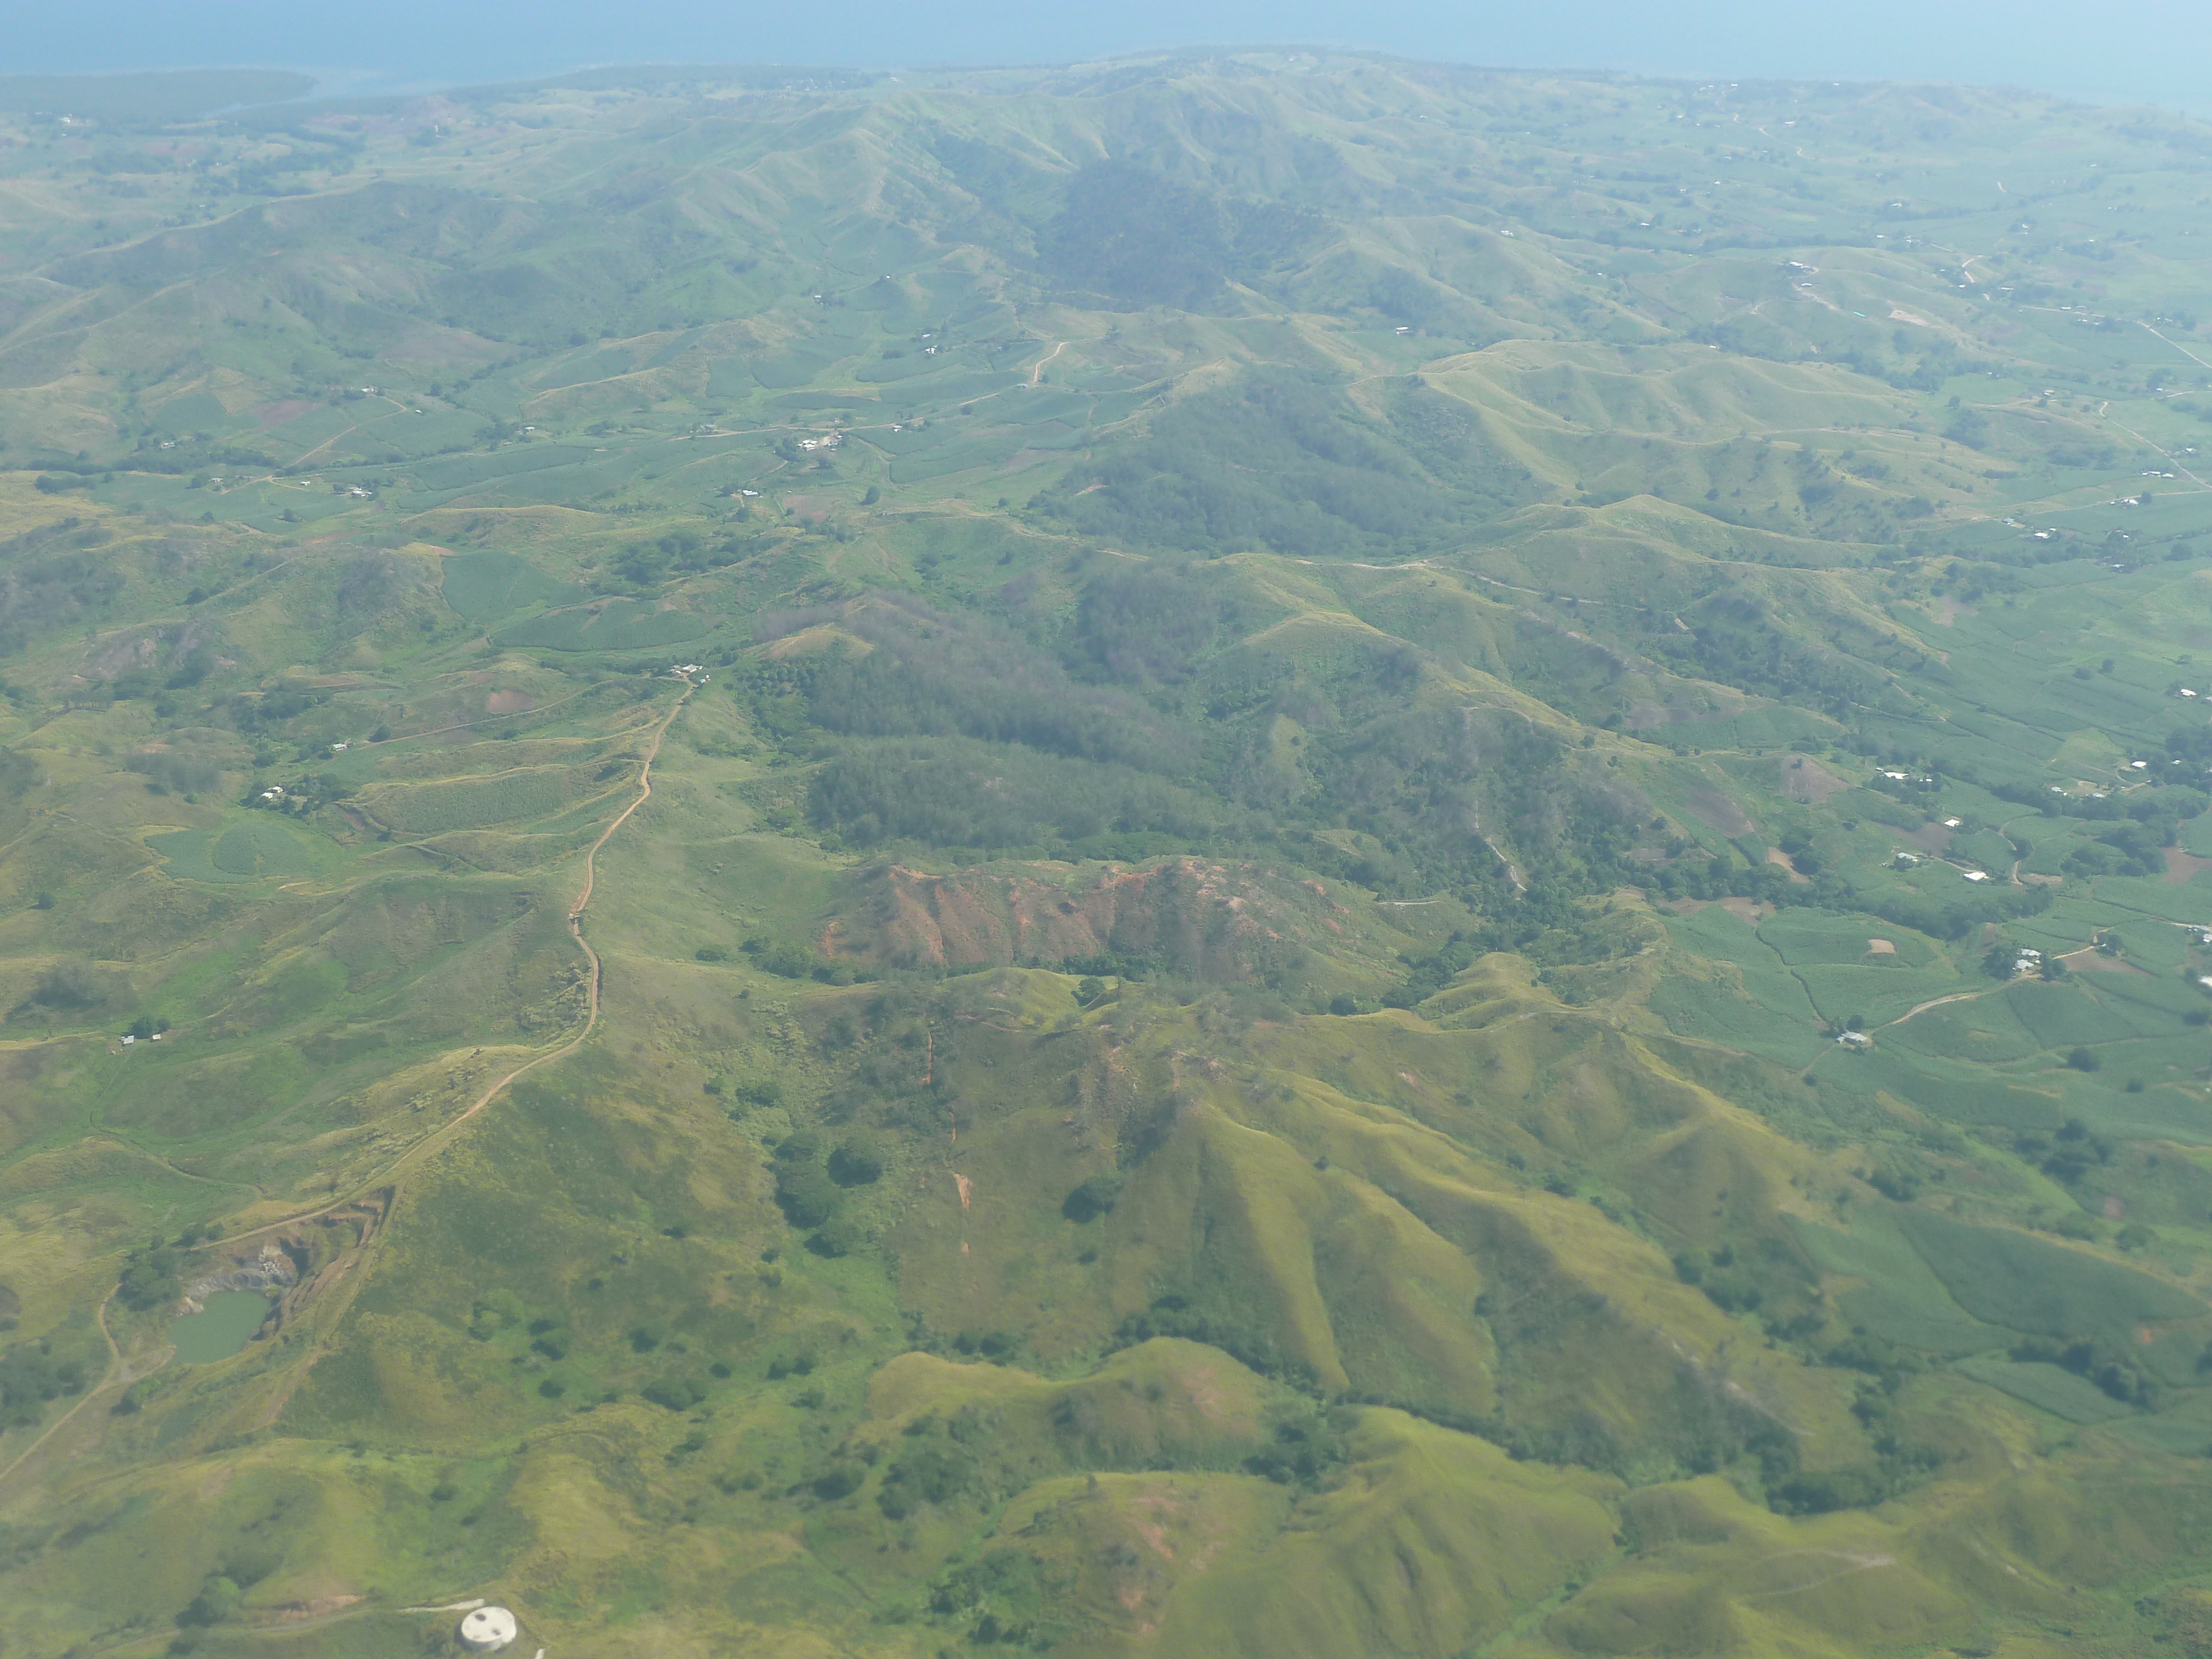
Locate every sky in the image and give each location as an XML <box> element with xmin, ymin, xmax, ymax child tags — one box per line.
<box><xmin>12</xmin><ymin>0</ymin><xmax>2212</xmax><ymax>116</ymax></box>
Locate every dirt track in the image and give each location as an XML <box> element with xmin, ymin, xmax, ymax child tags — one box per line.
<box><xmin>0</xmin><ymin>677</ymin><xmax>699</xmax><ymax>1494</ymax></box>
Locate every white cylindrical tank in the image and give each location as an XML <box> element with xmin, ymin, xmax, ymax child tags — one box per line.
<box><xmin>458</xmin><ymin>1606</ymin><xmax>519</xmax><ymax>1651</ymax></box>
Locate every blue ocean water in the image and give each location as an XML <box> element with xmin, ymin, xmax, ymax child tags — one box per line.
<box><xmin>6</xmin><ymin>0</ymin><xmax>2206</xmax><ymax>116</ymax></box>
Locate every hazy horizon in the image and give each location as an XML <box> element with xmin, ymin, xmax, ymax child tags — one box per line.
<box><xmin>12</xmin><ymin>0</ymin><xmax>2212</xmax><ymax>116</ymax></box>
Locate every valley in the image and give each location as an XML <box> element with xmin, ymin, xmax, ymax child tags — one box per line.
<box><xmin>0</xmin><ymin>51</ymin><xmax>2210</xmax><ymax>1658</ymax></box>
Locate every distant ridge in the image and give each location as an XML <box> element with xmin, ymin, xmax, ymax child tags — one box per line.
<box><xmin>0</xmin><ymin>68</ymin><xmax>314</xmax><ymax>123</ymax></box>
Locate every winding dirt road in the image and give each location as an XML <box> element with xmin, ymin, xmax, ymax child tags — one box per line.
<box><xmin>0</xmin><ymin>676</ymin><xmax>700</xmax><ymax>1497</ymax></box>
<box><xmin>0</xmin><ymin>1290</ymin><xmax>125</xmax><ymax>1494</ymax></box>
<box><xmin>225</xmin><ymin>673</ymin><xmax>697</xmax><ymax>1246</ymax></box>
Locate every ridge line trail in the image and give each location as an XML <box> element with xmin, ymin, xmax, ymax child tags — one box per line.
<box><xmin>0</xmin><ymin>1290</ymin><xmax>128</xmax><ymax>1497</ymax></box>
<box><xmin>187</xmin><ymin>676</ymin><xmax>697</xmax><ymax>1250</ymax></box>
<box><xmin>1887</xmin><ymin>987</ymin><xmax>1991</xmax><ymax>1027</ymax></box>
<box><xmin>0</xmin><ymin>679</ymin><xmax>696</xmax><ymax>1490</ymax></box>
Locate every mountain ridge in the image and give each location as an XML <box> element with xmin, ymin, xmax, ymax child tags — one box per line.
<box><xmin>0</xmin><ymin>49</ymin><xmax>2210</xmax><ymax>1659</ymax></box>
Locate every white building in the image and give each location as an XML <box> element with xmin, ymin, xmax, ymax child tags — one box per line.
<box><xmin>458</xmin><ymin>1606</ymin><xmax>519</xmax><ymax>1652</ymax></box>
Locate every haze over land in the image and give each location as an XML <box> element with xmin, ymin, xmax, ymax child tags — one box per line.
<box><xmin>10</xmin><ymin>0</ymin><xmax>2212</xmax><ymax>115</ymax></box>
<box><xmin>3</xmin><ymin>49</ymin><xmax>2212</xmax><ymax>1659</ymax></box>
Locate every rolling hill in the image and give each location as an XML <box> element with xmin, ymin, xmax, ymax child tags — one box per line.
<box><xmin>2</xmin><ymin>50</ymin><xmax>2212</xmax><ymax>1659</ymax></box>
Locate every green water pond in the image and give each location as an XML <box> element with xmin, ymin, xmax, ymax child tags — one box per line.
<box><xmin>170</xmin><ymin>1291</ymin><xmax>271</xmax><ymax>1363</ymax></box>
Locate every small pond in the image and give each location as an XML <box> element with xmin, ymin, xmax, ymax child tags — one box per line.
<box><xmin>170</xmin><ymin>1292</ymin><xmax>272</xmax><ymax>1363</ymax></box>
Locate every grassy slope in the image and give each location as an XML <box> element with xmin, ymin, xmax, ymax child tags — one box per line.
<box><xmin>1</xmin><ymin>52</ymin><xmax>2211</xmax><ymax>1659</ymax></box>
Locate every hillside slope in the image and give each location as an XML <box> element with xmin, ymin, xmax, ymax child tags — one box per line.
<box><xmin>1</xmin><ymin>52</ymin><xmax>2211</xmax><ymax>1659</ymax></box>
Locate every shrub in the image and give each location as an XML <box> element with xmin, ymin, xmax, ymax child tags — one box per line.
<box><xmin>116</xmin><ymin>1243</ymin><xmax>181</xmax><ymax>1312</ymax></box>
<box><xmin>179</xmin><ymin>1577</ymin><xmax>242</xmax><ymax>1627</ymax></box>
<box><xmin>643</xmin><ymin>1376</ymin><xmax>707</xmax><ymax>1411</ymax></box>
<box><xmin>828</xmin><ymin>1131</ymin><xmax>885</xmax><ymax>1186</ymax></box>
<box><xmin>28</xmin><ymin>959</ymin><xmax>108</xmax><ymax>1011</ymax></box>
<box><xmin>0</xmin><ymin>1343</ymin><xmax>88</xmax><ymax>1428</ymax></box>
<box><xmin>775</xmin><ymin>1161</ymin><xmax>840</xmax><ymax>1229</ymax></box>
<box><xmin>1062</xmin><ymin>1173</ymin><xmax>1121</xmax><ymax>1223</ymax></box>
<box><xmin>744</xmin><ymin>937</ymin><xmax>817</xmax><ymax>979</ymax></box>
<box><xmin>878</xmin><ymin>1442</ymin><xmax>975</xmax><ymax>1517</ymax></box>
<box><xmin>2065</xmin><ymin>1046</ymin><xmax>2100</xmax><ymax>1072</ymax></box>
<box><xmin>808</xmin><ymin>1209</ymin><xmax>864</xmax><ymax>1255</ymax></box>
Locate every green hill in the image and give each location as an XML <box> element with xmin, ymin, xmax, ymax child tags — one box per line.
<box><xmin>1</xmin><ymin>50</ymin><xmax>2211</xmax><ymax>1659</ymax></box>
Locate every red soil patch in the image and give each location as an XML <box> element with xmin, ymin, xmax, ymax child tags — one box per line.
<box><xmin>1181</xmin><ymin>1363</ymin><xmax>1227</xmax><ymax>1422</ymax></box>
<box><xmin>254</xmin><ymin>399</ymin><xmax>319</xmax><ymax>427</ymax></box>
<box><xmin>2067</xmin><ymin>950</ymin><xmax>2147</xmax><ymax>975</ymax></box>
<box><xmin>821</xmin><ymin>858</ymin><xmax>1324</xmax><ymax>978</ymax></box>
<box><xmin>274</xmin><ymin>1596</ymin><xmax>363</xmax><ymax>1622</ymax></box>
<box><xmin>484</xmin><ymin>690</ymin><xmax>534</xmax><ymax>715</ymax></box>
<box><xmin>1684</xmin><ymin>784</ymin><xmax>1752</xmax><ymax>837</ymax></box>
<box><xmin>1780</xmin><ymin>755</ymin><xmax>1849</xmax><ymax>804</ymax></box>
<box><xmin>2164</xmin><ymin>846</ymin><xmax>2212</xmax><ymax>884</ymax></box>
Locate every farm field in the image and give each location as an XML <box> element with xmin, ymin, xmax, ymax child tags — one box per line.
<box><xmin>1</xmin><ymin>50</ymin><xmax>2211</xmax><ymax>1659</ymax></box>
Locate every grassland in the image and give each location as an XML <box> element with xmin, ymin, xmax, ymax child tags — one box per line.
<box><xmin>0</xmin><ymin>49</ymin><xmax>2210</xmax><ymax>1659</ymax></box>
